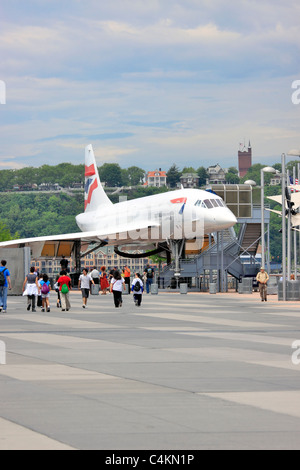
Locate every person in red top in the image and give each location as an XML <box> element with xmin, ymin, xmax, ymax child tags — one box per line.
<box><xmin>57</xmin><ymin>270</ymin><xmax>72</xmax><ymax>311</ymax></box>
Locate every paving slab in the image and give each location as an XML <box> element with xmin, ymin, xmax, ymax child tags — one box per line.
<box><xmin>1</xmin><ymin>290</ymin><xmax>300</xmax><ymax>449</ymax></box>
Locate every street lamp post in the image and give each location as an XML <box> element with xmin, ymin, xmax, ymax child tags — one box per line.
<box><xmin>281</xmin><ymin>153</ymin><xmax>287</xmax><ymax>301</ymax></box>
<box><xmin>293</xmin><ymin>166</ymin><xmax>297</xmax><ymax>279</ymax></box>
<box><xmin>261</xmin><ymin>166</ymin><xmax>277</xmax><ymax>269</ymax></box>
<box><xmin>281</xmin><ymin>149</ymin><xmax>300</xmax><ymax>301</ymax></box>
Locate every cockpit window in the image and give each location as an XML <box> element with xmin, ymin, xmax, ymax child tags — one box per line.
<box><xmin>204</xmin><ymin>199</ymin><xmax>213</xmax><ymax>209</ymax></box>
<box><xmin>217</xmin><ymin>199</ymin><xmax>225</xmax><ymax>207</ymax></box>
<box><xmin>195</xmin><ymin>198</ymin><xmax>225</xmax><ymax>208</ymax></box>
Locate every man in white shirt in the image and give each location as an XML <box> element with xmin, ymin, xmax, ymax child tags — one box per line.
<box><xmin>78</xmin><ymin>268</ymin><xmax>95</xmax><ymax>308</ymax></box>
<box><xmin>90</xmin><ymin>266</ymin><xmax>100</xmax><ymax>284</ymax></box>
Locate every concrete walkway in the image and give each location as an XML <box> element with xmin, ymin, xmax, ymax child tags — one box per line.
<box><xmin>0</xmin><ymin>290</ymin><xmax>300</xmax><ymax>450</ymax></box>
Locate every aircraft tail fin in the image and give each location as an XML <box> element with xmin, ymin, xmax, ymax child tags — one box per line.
<box><xmin>84</xmin><ymin>144</ymin><xmax>112</xmax><ymax>212</ymax></box>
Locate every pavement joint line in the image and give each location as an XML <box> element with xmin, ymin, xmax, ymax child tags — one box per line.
<box><xmin>1</xmin><ymin>292</ymin><xmax>300</xmax><ymax>449</ymax></box>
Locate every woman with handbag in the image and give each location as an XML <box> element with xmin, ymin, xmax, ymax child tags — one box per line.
<box><xmin>110</xmin><ymin>270</ymin><xmax>126</xmax><ymax>308</ymax></box>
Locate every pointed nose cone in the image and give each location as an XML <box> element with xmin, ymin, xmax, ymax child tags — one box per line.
<box><xmin>229</xmin><ymin>211</ymin><xmax>237</xmax><ymax>226</ymax></box>
<box><xmin>219</xmin><ymin>210</ymin><xmax>237</xmax><ymax>229</ymax></box>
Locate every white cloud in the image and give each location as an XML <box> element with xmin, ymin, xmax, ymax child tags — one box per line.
<box><xmin>0</xmin><ymin>1</ymin><xmax>299</xmax><ymax>171</ymax></box>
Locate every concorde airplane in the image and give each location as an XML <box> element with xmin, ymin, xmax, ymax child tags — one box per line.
<box><xmin>0</xmin><ymin>145</ymin><xmax>237</xmax><ymax>268</ymax></box>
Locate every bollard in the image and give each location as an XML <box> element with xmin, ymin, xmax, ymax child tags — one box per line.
<box><xmin>91</xmin><ymin>284</ymin><xmax>100</xmax><ymax>295</ymax></box>
<box><xmin>180</xmin><ymin>283</ymin><xmax>188</xmax><ymax>294</ymax></box>
<box><xmin>151</xmin><ymin>283</ymin><xmax>158</xmax><ymax>295</ymax></box>
<box><xmin>209</xmin><ymin>283</ymin><xmax>217</xmax><ymax>294</ymax></box>
<box><xmin>123</xmin><ymin>283</ymin><xmax>130</xmax><ymax>295</ymax></box>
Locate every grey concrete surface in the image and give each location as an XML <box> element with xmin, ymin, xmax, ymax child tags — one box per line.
<box><xmin>1</xmin><ymin>290</ymin><xmax>300</xmax><ymax>450</ymax></box>
<box><xmin>0</xmin><ymin>247</ymin><xmax>31</xmax><ymax>295</ymax></box>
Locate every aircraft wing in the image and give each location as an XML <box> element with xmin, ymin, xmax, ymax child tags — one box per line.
<box><xmin>267</xmin><ymin>195</ymin><xmax>286</xmax><ymax>206</ymax></box>
<box><xmin>292</xmin><ymin>214</ymin><xmax>300</xmax><ymax>227</ymax></box>
<box><xmin>268</xmin><ymin>192</ymin><xmax>300</xmax><ymax>210</ymax></box>
<box><xmin>265</xmin><ymin>208</ymin><xmax>282</xmax><ymax>216</ymax></box>
<box><xmin>0</xmin><ymin>220</ymin><xmax>161</xmax><ymax>258</ymax></box>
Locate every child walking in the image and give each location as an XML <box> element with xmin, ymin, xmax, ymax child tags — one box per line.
<box><xmin>131</xmin><ymin>273</ymin><xmax>144</xmax><ymax>307</ymax></box>
<box><xmin>39</xmin><ymin>273</ymin><xmax>51</xmax><ymax>312</ymax></box>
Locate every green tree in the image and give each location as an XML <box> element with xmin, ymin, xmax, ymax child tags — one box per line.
<box><xmin>0</xmin><ymin>221</ymin><xmax>18</xmax><ymax>242</ymax></box>
<box><xmin>242</xmin><ymin>164</ymin><xmax>273</xmax><ymax>185</ymax></box>
<box><xmin>225</xmin><ymin>172</ymin><xmax>240</xmax><ymax>184</ymax></box>
<box><xmin>127</xmin><ymin>166</ymin><xmax>145</xmax><ymax>186</ymax></box>
<box><xmin>182</xmin><ymin>166</ymin><xmax>196</xmax><ymax>174</ymax></box>
<box><xmin>227</xmin><ymin>166</ymin><xmax>239</xmax><ymax>175</ymax></box>
<box><xmin>99</xmin><ymin>163</ymin><xmax>123</xmax><ymax>187</ymax></box>
<box><xmin>197</xmin><ymin>166</ymin><xmax>208</xmax><ymax>187</ymax></box>
<box><xmin>167</xmin><ymin>164</ymin><xmax>181</xmax><ymax>188</ymax></box>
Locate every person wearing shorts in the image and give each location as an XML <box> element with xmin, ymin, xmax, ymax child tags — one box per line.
<box><xmin>39</xmin><ymin>273</ymin><xmax>51</xmax><ymax>312</ymax></box>
<box><xmin>78</xmin><ymin>268</ymin><xmax>94</xmax><ymax>308</ymax></box>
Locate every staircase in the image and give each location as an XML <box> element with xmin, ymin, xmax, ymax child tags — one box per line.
<box><xmin>160</xmin><ymin>223</ymin><xmax>261</xmax><ymax>288</ymax></box>
<box><xmin>238</xmin><ymin>222</ymin><xmax>261</xmax><ymax>255</ymax></box>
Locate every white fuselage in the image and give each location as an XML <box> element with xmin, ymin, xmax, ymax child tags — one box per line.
<box><xmin>76</xmin><ymin>188</ymin><xmax>237</xmax><ymax>244</ymax></box>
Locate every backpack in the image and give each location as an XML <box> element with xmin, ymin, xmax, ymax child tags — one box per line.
<box><xmin>41</xmin><ymin>282</ymin><xmax>50</xmax><ymax>295</ymax></box>
<box><xmin>0</xmin><ymin>268</ymin><xmax>7</xmax><ymax>287</ymax></box>
<box><xmin>134</xmin><ymin>280</ymin><xmax>141</xmax><ymax>292</ymax></box>
<box><xmin>61</xmin><ymin>283</ymin><xmax>69</xmax><ymax>294</ymax></box>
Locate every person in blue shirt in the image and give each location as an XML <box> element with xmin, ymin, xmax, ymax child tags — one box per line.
<box><xmin>0</xmin><ymin>260</ymin><xmax>12</xmax><ymax>313</ymax></box>
<box><xmin>39</xmin><ymin>273</ymin><xmax>51</xmax><ymax>312</ymax></box>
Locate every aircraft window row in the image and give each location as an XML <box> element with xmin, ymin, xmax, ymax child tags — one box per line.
<box><xmin>194</xmin><ymin>198</ymin><xmax>225</xmax><ymax>209</ymax></box>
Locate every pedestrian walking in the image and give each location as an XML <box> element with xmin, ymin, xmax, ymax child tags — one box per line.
<box><xmin>131</xmin><ymin>273</ymin><xmax>144</xmax><ymax>307</ymax></box>
<box><xmin>23</xmin><ymin>266</ymin><xmax>39</xmax><ymax>312</ymax></box>
<box><xmin>78</xmin><ymin>268</ymin><xmax>94</xmax><ymax>308</ymax></box>
<box><xmin>110</xmin><ymin>270</ymin><xmax>126</xmax><ymax>308</ymax></box>
<box><xmin>90</xmin><ymin>266</ymin><xmax>100</xmax><ymax>285</ymax></box>
<box><xmin>54</xmin><ymin>275</ymin><xmax>62</xmax><ymax>308</ymax></box>
<box><xmin>100</xmin><ymin>265</ymin><xmax>110</xmax><ymax>295</ymax></box>
<box><xmin>37</xmin><ymin>274</ymin><xmax>43</xmax><ymax>308</ymax></box>
<box><xmin>39</xmin><ymin>273</ymin><xmax>51</xmax><ymax>312</ymax></box>
<box><xmin>144</xmin><ymin>264</ymin><xmax>154</xmax><ymax>294</ymax></box>
<box><xmin>109</xmin><ymin>266</ymin><xmax>118</xmax><ymax>283</ymax></box>
<box><xmin>0</xmin><ymin>260</ymin><xmax>12</xmax><ymax>313</ymax></box>
<box><xmin>57</xmin><ymin>270</ymin><xmax>72</xmax><ymax>311</ymax></box>
<box><xmin>123</xmin><ymin>265</ymin><xmax>131</xmax><ymax>292</ymax></box>
<box><xmin>256</xmin><ymin>267</ymin><xmax>269</xmax><ymax>302</ymax></box>
<box><xmin>60</xmin><ymin>255</ymin><xmax>69</xmax><ymax>273</ymax></box>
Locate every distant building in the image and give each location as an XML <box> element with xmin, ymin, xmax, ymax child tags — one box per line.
<box><xmin>270</xmin><ymin>175</ymin><xmax>281</xmax><ymax>186</ymax></box>
<box><xmin>180</xmin><ymin>173</ymin><xmax>200</xmax><ymax>188</ymax></box>
<box><xmin>238</xmin><ymin>141</ymin><xmax>252</xmax><ymax>178</ymax></box>
<box><xmin>145</xmin><ymin>169</ymin><xmax>167</xmax><ymax>187</ymax></box>
<box><xmin>32</xmin><ymin>246</ymin><xmax>157</xmax><ymax>277</ymax></box>
<box><xmin>207</xmin><ymin>164</ymin><xmax>227</xmax><ymax>184</ymax></box>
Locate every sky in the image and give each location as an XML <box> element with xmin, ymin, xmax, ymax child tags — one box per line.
<box><xmin>0</xmin><ymin>0</ymin><xmax>299</xmax><ymax>172</ymax></box>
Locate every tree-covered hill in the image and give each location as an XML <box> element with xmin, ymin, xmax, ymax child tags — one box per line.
<box><xmin>0</xmin><ymin>159</ymin><xmax>298</xmax><ymax>263</ymax></box>
<box><xmin>0</xmin><ymin>193</ymin><xmax>83</xmax><ymax>238</ymax></box>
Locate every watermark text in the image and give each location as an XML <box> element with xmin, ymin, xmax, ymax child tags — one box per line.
<box><xmin>0</xmin><ymin>341</ymin><xmax>6</xmax><ymax>365</ymax></box>
<box><xmin>291</xmin><ymin>340</ymin><xmax>300</xmax><ymax>365</ymax></box>
<box><xmin>0</xmin><ymin>80</ymin><xmax>6</xmax><ymax>105</ymax></box>
<box><xmin>292</xmin><ymin>80</ymin><xmax>300</xmax><ymax>105</ymax></box>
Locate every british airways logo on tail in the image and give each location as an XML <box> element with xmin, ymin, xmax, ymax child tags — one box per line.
<box><xmin>85</xmin><ymin>164</ymin><xmax>98</xmax><ymax>210</ymax></box>
<box><xmin>171</xmin><ymin>197</ymin><xmax>187</xmax><ymax>214</ymax></box>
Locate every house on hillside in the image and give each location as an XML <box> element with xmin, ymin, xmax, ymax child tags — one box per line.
<box><xmin>180</xmin><ymin>173</ymin><xmax>200</xmax><ymax>188</ymax></box>
<box><xmin>145</xmin><ymin>169</ymin><xmax>167</xmax><ymax>187</ymax></box>
<box><xmin>207</xmin><ymin>164</ymin><xmax>227</xmax><ymax>184</ymax></box>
